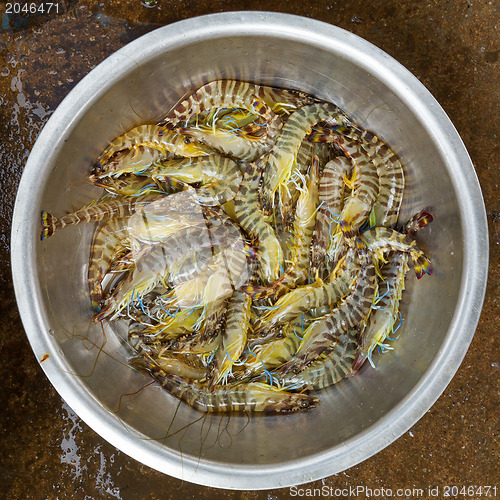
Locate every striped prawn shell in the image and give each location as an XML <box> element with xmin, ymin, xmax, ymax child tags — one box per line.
<box><xmin>333</xmin><ymin>135</ymin><xmax>380</xmax><ymax>234</ymax></box>
<box><xmin>88</xmin><ymin>218</ymin><xmax>130</xmax><ymax>310</ymax></box>
<box><xmin>210</xmin><ymin>290</ymin><xmax>252</xmax><ymax>387</ymax></box>
<box><xmin>284</xmin><ymin>240</ymin><xmax>377</xmax><ymax>371</ymax></box>
<box><xmin>254</xmin><ymin>246</ymin><xmax>360</xmax><ymax>334</ymax></box>
<box><xmin>214</xmin><ymin>236</ymin><xmax>252</xmax><ymax>291</ymax></box>
<box><xmin>311</xmin><ymin>156</ymin><xmax>353</xmax><ymax>273</ymax></box>
<box><xmin>159</xmin><ymin>80</ymin><xmax>284</xmax><ymax>158</ymax></box>
<box><xmin>361</xmin><ymin>226</ymin><xmax>423</xmax><ymax>260</ymax></box>
<box><xmin>92</xmin><ymin>145</ymin><xmax>168</xmax><ymax>179</ymax></box>
<box><xmin>43</xmin><ymin>194</ymin><xmax>160</xmax><ymax>238</ymax></box>
<box><xmin>257</xmin><ymin>84</ymin><xmax>317</xmax><ymax>114</ymax></box>
<box><xmin>166</xmin><ymin>222</ymin><xmax>241</xmax><ymax>283</ymax></box>
<box><xmin>97</xmin><ymin>124</ymin><xmax>208</xmax><ymax>167</ymax></box>
<box><xmin>247</xmin><ymin>314</ymin><xmax>314</xmax><ymax>377</ymax></box>
<box><xmin>344</xmin><ymin>127</ymin><xmax>405</xmax><ymax>228</ymax></box>
<box><xmin>160</xmin><ymin>79</ymin><xmax>314</xmax><ymax>126</ymax></box>
<box><xmin>193</xmin><ymin>160</ymin><xmax>243</xmax><ymax>206</ymax></box>
<box><xmin>234</xmin><ymin>162</ymin><xmax>268</xmax><ymax>239</ymax></box>
<box><xmin>262</xmin><ymin>155</ymin><xmax>321</xmax><ymax>299</ymax></box>
<box><xmin>361</xmin><ymin>225</ymin><xmax>432</xmax><ymax>279</ymax></box>
<box><xmin>116</xmin><ymin>239</ymin><xmax>211</xmax><ymax>280</ymax></box>
<box><xmin>261</xmin><ymin>102</ymin><xmax>349</xmax><ymax>213</ymax></box>
<box><xmin>234</xmin><ymin>161</ymin><xmax>284</xmax><ymax>284</ymax></box>
<box><xmin>126</xmin><ymin>191</ymin><xmax>210</xmax><ymax>245</ymax></box>
<box><xmin>133</xmin><ymin>359</ymin><xmax>319</xmax><ymax>412</ymax></box>
<box><xmin>355</xmin><ymin>251</ymin><xmax>410</xmax><ymax>370</ymax></box>
<box><xmin>166</xmin><ymin>245</ymin><xmax>221</xmax><ymax>287</ymax></box>
<box><xmin>99</xmin><ymin>221</ymin><xmax>240</xmax><ymax>320</ymax></box>
<box><xmin>180</xmin><ymin>119</ymin><xmax>282</xmax><ymax>162</ymax></box>
<box><xmin>160</xmin><ymin>232</ymin><xmax>250</xmax><ymax>313</ymax></box>
<box><xmin>278</xmin><ymin>330</ymin><xmax>359</xmax><ymax>391</ymax></box>
<box><xmin>150</xmin><ymin>155</ymin><xmax>243</xmax><ymax>206</ymax></box>
<box><xmin>199</xmin><ymin>296</ymin><xmax>230</xmax><ymax>340</ymax></box>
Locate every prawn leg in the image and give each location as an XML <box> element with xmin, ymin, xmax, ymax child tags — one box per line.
<box><xmin>250</xmin><ymin>155</ymin><xmax>321</xmax><ymax>299</ymax></box>
<box><xmin>160</xmin><ymin>79</ymin><xmax>314</xmax><ymax>127</ymax></box>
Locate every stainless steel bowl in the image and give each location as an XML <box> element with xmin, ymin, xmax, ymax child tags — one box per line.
<box><xmin>11</xmin><ymin>12</ymin><xmax>488</xmax><ymax>490</ymax></box>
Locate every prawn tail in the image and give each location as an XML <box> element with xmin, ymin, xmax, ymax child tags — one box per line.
<box><xmin>243</xmin><ymin>284</ymin><xmax>272</xmax><ymax>300</ymax></box>
<box><xmin>305</xmin><ymin>130</ymin><xmax>330</xmax><ymax>143</ymax></box>
<box><xmin>405</xmin><ymin>209</ymin><xmax>434</xmax><ymax>234</ymax></box>
<box><xmin>40</xmin><ymin>211</ymin><xmax>57</xmax><ymax>240</ymax></box>
<box><xmin>413</xmin><ymin>253</ymin><xmax>433</xmax><ymax>279</ymax></box>
<box><xmin>93</xmin><ymin>304</ymin><xmax>114</xmax><ymax>322</ymax></box>
<box><xmin>162</xmin><ymin>176</ymin><xmax>190</xmax><ymax>191</ymax></box>
<box><xmin>414</xmin><ymin>210</ymin><xmax>433</xmax><ymax>230</ymax></box>
<box><xmin>91</xmin><ymin>301</ymin><xmax>102</xmax><ymax>313</ymax></box>
<box><xmin>351</xmin><ymin>350</ymin><xmax>367</xmax><ymax>374</ymax></box>
<box><xmin>354</xmin><ymin>235</ymin><xmax>366</xmax><ymax>250</ymax></box>
<box><xmin>158</xmin><ymin>123</ymin><xmax>174</xmax><ymax>135</ymax></box>
<box><xmin>251</xmin><ymin>97</ymin><xmax>270</xmax><ymax>116</ymax></box>
<box><xmin>306</xmin><ymin>124</ymin><xmax>350</xmax><ymax>143</ymax></box>
<box><xmin>339</xmin><ymin>220</ymin><xmax>355</xmax><ymax>239</ymax></box>
<box><xmin>90</xmin><ymin>295</ymin><xmax>103</xmax><ymax>313</ymax></box>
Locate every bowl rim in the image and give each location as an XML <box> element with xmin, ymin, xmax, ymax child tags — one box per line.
<box><xmin>11</xmin><ymin>11</ymin><xmax>489</xmax><ymax>490</ymax></box>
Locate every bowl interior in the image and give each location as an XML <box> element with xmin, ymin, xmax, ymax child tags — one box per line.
<box><xmin>30</xmin><ymin>20</ymin><xmax>464</xmax><ymax>486</ymax></box>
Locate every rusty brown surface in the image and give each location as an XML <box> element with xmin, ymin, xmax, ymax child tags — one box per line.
<box><xmin>0</xmin><ymin>1</ymin><xmax>498</xmax><ymax>498</ymax></box>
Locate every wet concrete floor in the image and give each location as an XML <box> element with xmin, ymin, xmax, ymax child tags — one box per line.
<box><xmin>0</xmin><ymin>0</ymin><xmax>498</xmax><ymax>498</ymax></box>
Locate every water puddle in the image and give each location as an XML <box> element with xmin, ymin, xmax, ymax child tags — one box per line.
<box><xmin>59</xmin><ymin>402</ymin><xmax>85</xmax><ymax>479</ymax></box>
<box><xmin>57</xmin><ymin>402</ymin><xmax>123</xmax><ymax>499</ymax></box>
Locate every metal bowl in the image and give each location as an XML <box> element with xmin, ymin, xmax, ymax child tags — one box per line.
<box><xmin>11</xmin><ymin>12</ymin><xmax>488</xmax><ymax>490</ymax></box>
